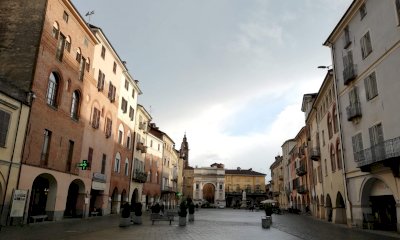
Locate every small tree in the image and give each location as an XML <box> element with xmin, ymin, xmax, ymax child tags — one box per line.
<box><xmin>121</xmin><ymin>203</ymin><xmax>131</xmax><ymax>218</ymax></box>
<box><xmin>135</xmin><ymin>202</ymin><xmax>142</xmax><ymax>216</ymax></box>
<box><xmin>179</xmin><ymin>200</ymin><xmax>187</xmax><ymax>217</ymax></box>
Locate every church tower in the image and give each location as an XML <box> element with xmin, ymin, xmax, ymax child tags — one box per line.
<box><xmin>180</xmin><ymin>133</ymin><xmax>189</xmax><ymax>168</ymax></box>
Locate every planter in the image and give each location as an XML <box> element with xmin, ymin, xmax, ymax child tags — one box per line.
<box><xmin>133</xmin><ymin>215</ymin><xmax>142</xmax><ymax>225</ymax></box>
<box><xmin>119</xmin><ymin>217</ymin><xmax>131</xmax><ymax>227</ymax></box>
<box><xmin>261</xmin><ymin>216</ymin><xmax>272</xmax><ymax>229</ymax></box>
<box><xmin>179</xmin><ymin>216</ymin><xmax>187</xmax><ymax>226</ymax></box>
<box><xmin>188</xmin><ymin>213</ymin><xmax>194</xmax><ymax>222</ymax></box>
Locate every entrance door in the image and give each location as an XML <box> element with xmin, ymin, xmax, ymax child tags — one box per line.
<box><xmin>370</xmin><ymin>195</ymin><xmax>397</xmax><ymax>231</ymax></box>
<box><xmin>203</xmin><ymin>183</ymin><xmax>215</xmax><ymax>204</ymax></box>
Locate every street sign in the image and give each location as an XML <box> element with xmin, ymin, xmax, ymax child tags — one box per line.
<box><xmin>77</xmin><ymin>160</ymin><xmax>89</xmax><ymax>170</ymax></box>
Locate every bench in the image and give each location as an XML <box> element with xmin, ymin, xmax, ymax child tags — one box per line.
<box><xmin>31</xmin><ymin>215</ymin><xmax>48</xmax><ymax>223</ymax></box>
<box><xmin>90</xmin><ymin>212</ymin><xmax>99</xmax><ymax>217</ymax></box>
<box><xmin>150</xmin><ymin>213</ymin><xmax>174</xmax><ymax>225</ymax></box>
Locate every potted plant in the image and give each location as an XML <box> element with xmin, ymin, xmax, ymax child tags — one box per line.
<box><xmin>187</xmin><ymin>198</ymin><xmax>195</xmax><ymax>222</ymax></box>
<box><xmin>262</xmin><ymin>203</ymin><xmax>273</xmax><ymax>228</ymax></box>
<box><xmin>119</xmin><ymin>203</ymin><xmax>131</xmax><ymax>227</ymax></box>
<box><xmin>133</xmin><ymin>202</ymin><xmax>142</xmax><ymax>224</ymax></box>
<box><xmin>178</xmin><ymin>200</ymin><xmax>187</xmax><ymax>226</ymax></box>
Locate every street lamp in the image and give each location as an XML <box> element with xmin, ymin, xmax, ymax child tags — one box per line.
<box><xmin>317</xmin><ymin>65</ymin><xmax>332</xmax><ymax>70</ymax></box>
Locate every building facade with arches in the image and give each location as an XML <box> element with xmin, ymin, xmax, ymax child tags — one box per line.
<box><xmin>192</xmin><ymin>165</ymin><xmax>225</xmax><ymax>207</ymax></box>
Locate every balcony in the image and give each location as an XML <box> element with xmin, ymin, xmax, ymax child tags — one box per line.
<box><xmin>297</xmin><ymin>185</ymin><xmax>308</xmax><ymax>194</ymax></box>
<box><xmin>343</xmin><ymin>64</ymin><xmax>357</xmax><ymax>85</ymax></box>
<box><xmin>354</xmin><ymin>136</ymin><xmax>400</xmax><ymax>174</ymax></box>
<box><xmin>136</xmin><ymin>142</ymin><xmax>147</xmax><ymax>153</ymax></box>
<box><xmin>161</xmin><ymin>185</ymin><xmax>175</xmax><ymax>193</ymax></box>
<box><xmin>93</xmin><ymin>172</ymin><xmax>106</xmax><ymax>183</ymax></box>
<box><xmin>296</xmin><ymin>164</ymin><xmax>307</xmax><ymax>176</ymax></box>
<box><xmin>346</xmin><ymin>102</ymin><xmax>362</xmax><ymax>121</ymax></box>
<box><xmin>310</xmin><ymin>147</ymin><xmax>321</xmax><ymax>161</ymax></box>
<box><xmin>132</xmin><ymin>169</ymin><xmax>147</xmax><ymax>183</ymax></box>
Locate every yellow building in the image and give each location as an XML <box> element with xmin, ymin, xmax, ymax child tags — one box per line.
<box><xmin>225</xmin><ymin>167</ymin><xmax>266</xmax><ymax>207</ymax></box>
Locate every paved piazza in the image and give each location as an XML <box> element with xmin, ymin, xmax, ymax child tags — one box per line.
<box><xmin>2</xmin><ymin>209</ymin><xmax>399</xmax><ymax>240</ymax></box>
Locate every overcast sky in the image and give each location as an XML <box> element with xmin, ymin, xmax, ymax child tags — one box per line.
<box><xmin>73</xmin><ymin>0</ymin><xmax>351</xmax><ymax>179</ymax></box>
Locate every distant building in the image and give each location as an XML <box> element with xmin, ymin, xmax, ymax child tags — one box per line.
<box><xmin>193</xmin><ymin>164</ymin><xmax>226</xmax><ymax>206</ymax></box>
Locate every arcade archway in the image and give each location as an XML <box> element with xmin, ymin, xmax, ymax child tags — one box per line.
<box><xmin>203</xmin><ymin>183</ymin><xmax>215</xmax><ymax>203</ymax></box>
<box><xmin>29</xmin><ymin>174</ymin><xmax>57</xmax><ymax>221</ymax></box>
<box><xmin>64</xmin><ymin>179</ymin><xmax>85</xmax><ymax>218</ymax></box>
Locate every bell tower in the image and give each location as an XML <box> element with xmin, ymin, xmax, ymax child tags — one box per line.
<box><xmin>180</xmin><ymin>133</ymin><xmax>189</xmax><ymax>168</ymax></box>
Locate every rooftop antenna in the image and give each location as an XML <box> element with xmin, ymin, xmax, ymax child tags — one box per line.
<box><xmin>85</xmin><ymin>10</ymin><xmax>95</xmax><ymax>24</ymax></box>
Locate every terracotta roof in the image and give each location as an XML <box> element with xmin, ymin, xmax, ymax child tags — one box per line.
<box><xmin>225</xmin><ymin>169</ymin><xmax>266</xmax><ymax>176</ymax></box>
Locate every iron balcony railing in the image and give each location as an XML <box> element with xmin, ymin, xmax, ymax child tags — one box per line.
<box><xmin>297</xmin><ymin>185</ymin><xmax>308</xmax><ymax>194</ymax></box>
<box><xmin>93</xmin><ymin>172</ymin><xmax>107</xmax><ymax>183</ymax></box>
<box><xmin>346</xmin><ymin>102</ymin><xmax>362</xmax><ymax>121</ymax></box>
<box><xmin>343</xmin><ymin>64</ymin><xmax>357</xmax><ymax>85</ymax></box>
<box><xmin>354</xmin><ymin>136</ymin><xmax>400</xmax><ymax>168</ymax></box>
<box><xmin>132</xmin><ymin>169</ymin><xmax>147</xmax><ymax>183</ymax></box>
<box><xmin>296</xmin><ymin>164</ymin><xmax>307</xmax><ymax>176</ymax></box>
<box><xmin>310</xmin><ymin>147</ymin><xmax>320</xmax><ymax>161</ymax></box>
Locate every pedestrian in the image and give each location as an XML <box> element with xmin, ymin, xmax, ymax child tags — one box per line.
<box><xmin>160</xmin><ymin>203</ymin><xmax>165</xmax><ymax>216</ymax></box>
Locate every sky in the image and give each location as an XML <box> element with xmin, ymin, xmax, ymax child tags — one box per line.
<box><xmin>72</xmin><ymin>0</ymin><xmax>352</xmax><ymax>180</ymax></box>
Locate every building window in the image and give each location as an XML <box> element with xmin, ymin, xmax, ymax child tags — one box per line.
<box><xmin>129</xmin><ymin>106</ymin><xmax>134</xmax><ymax>121</ymax></box>
<box><xmin>318</xmin><ymin>166</ymin><xmax>323</xmax><ymax>183</ymax></box>
<box><xmin>105</xmin><ymin>117</ymin><xmax>112</xmax><ymax>138</ymax></box>
<box><xmin>333</xmin><ymin>107</ymin><xmax>338</xmax><ymax>134</ymax></box>
<box><xmin>351</xmin><ymin>133</ymin><xmax>364</xmax><ymax>162</ymax></box>
<box><xmin>108</xmin><ymin>82</ymin><xmax>116</xmax><ymax>102</ymax></box>
<box><xmin>360</xmin><ymin>31</ymin><xmax>372</xmax><ymax>59</ymax></box>
<box><xmin>121</xmin><ymin>98</ymin><xmax>127</xmax><ymax>113</ymax></box>
<box><xmin>63</xmin><ymin>11</ymin><xmax>69</xmax><ymax>22</ymax></box>
<box><xmin>327</xmin><ymin>114</ymin><xmax>333</xmax><ymax>139</ymax></box>
<box><xmin>87</xmin><ymin>147</ymin><xmax>93</xmax><ymax>170</ymax></box>
<box><xmin>337</xmin><ymin>141</ymin><xmax>342</xmax><ymax>170</ymax></box>
<box><xmin>92</xmin><ymin>107</ymin><xmax>100</xmax><ymax>129</ymax></box>
<box><xmin>322</xmin><ymin>130</ymin><xmax>325</xmax><ymax>146</ymax></box>
<box><xmin>78</xmin><ymin>57</ymin><xmax>85</xmax><ymax>81</ymax></box>
<box><xmin>126</xmin><ymin>134</ymin><xmax>131</xmax><ymax>149</ymax></box>
<box><xmin>76</xmin><ymin>48</ymin><xmax>81</xmax><ymax>62</ymax></box>
<box><xmin>344</xmin><ymin>26</ymin><xmax>351</xmax><ymax>48</ymax></box>
<box><xmin>132</xmin><ymin>89</ymin><xmax>135</xmax><ymax>98</ymax></box>
<box><xmin>47</xmin><ymin>72</ymin><xmax>59</xmax><ymax>107</ymax></box>
<box><xmin>101</xmin><ymin>154</ymin><xmax>107</xmax><ymax>174</ymax></box>
<box><xmin>66</xmin><ymin>140</ymin><xmax>74</xmax><ymax>172</ymax></box>
<box><xmin>86</xmin><ymin>58</ymin><xmax>90</xmax><ymax>72</ymax></box>
<box><xmin>56</xmin><ymin>33</ymin><xmax>66</xmax><ymax>61</ymax></box>
<box><xmin>70</xmin><ymin>90</ymin><xmax>80</xmax><ymax>120</ymax></box>
<box><xmin>101</xmin><ymin>46</ymin><xmax>106</xmax><ymax>59</ymax></box>
<box><xmin>65</xmin><ymin>36</ymin><xmax>71</xmax><ymax>52</ymax></box>
<box><xmin>359</xmin><ymin>3</ymin><xmax>367</xmax><ymax>19</ymax></box>
<box><xmin>114</xmin><ymin>154</ymin><xmax>120</xmax><ymax>173</ymax></box>
<box><xmin>324</xmin><ymin>159</ymin><xmax>328</xmax><ymax>176</ymax></box>
<box><xmin>369</xmin><ymin>123</ymin><xmax>384</xmax><ymax>147</ymax></box>
<box><xmin>150</xmin><ymin>140</ymin><xmax>153</xmax><ymax>148</ymax></box>
<box><xmin>0</xmin><ymin>110</ymin><xmax>11</xmax><ymax>147</ymax></box>
<box><xmin>41</xmin><ymin>129</ymin><xmax>52</xmax><ymax>166</ymax></box>
<box><xmin>118</xmin><ymin>130</ymin><xmax>123</xmax><ymax>145</ymax></box>
<box><xmin>364</xmin><ymin>72</ymin><xmax>378</xmax><ymax>100</ymax></box>
<box><xmin>196</xmin><ymin>184</ymin><xmax>199</xmax><ymax>190</ymax></box>
<box><xmin>52</xmin><ymin>22</ymin><xmax>59</xmax><ymax>39</ymax></box>
<box><xmin>330</xmin><ymin>144</ymin><xmax>336</xmax><ymax>172</ymax></box>
<box><xmin>125</xmin><ymin>159</ymin><xmax>129</xmax><ymax>176</ymax></box>
<box><xmin>219</xmin><ymin>184</ymin><xmax>223</xmax><ymax>190</ymax></box>
<box><xmin>124</xmin><ymin>80</ymin><xmax>129</xmax><ymax>91</ymax></box>
<box><xmin>97</xmin><ymin>69</ymin><xmax>105</xmax><ymax>91</ymax></box>
<box><xmin>396</xmin><ymin>0</ymin><xmax>400</xmax><ymax>25</ymax></box>
<box><xmin>113</xmin><ymin>61</ymin><xmax>117</xmax><ymax>73</ymax></box>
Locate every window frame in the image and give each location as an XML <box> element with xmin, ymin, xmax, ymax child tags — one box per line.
<box><xmin>360</xmin><ymin>31</ymin><xmax>373</xmax><ymax>59</ymax></box>
<box><xmin>0</xmin><ymin>109</ymin><xmax>11</xmax><ymax>147</ymax></box>
<box><xmin>46</xmin><ymin>72</ymin><xmax>60</xmax><ymax>108</ymax></box>
<box><xmin>364</xmin><ymin>72</ymin><xmax>378</xmax><ymax>101</ymax></box>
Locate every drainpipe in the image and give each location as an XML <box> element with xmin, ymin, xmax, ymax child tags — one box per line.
<box><xmin>329</xmin><ymin>41</ymin><xmax>353</xmax><ymax>226</ymax></box>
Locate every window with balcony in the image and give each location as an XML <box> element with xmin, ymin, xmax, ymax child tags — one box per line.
<box><xmin>351</xmin><ymin>133</ymin><xmax>364</xmax><ymax>162</ymax></box>
<box><xmin>47</xmin><ymin>72</ymin><xmax>60</xmax><ymax>108</ymax></box>
<box><xmin>360</xmin><ymin>31</ymin><xmax>372</xmax><ymax>59</ymax></box>
<box><xmin>347</xmin><ymin>87</ymin><xmax>362</xmax><ymax>121</ymax></box>
<box><xmin>343</xmin><ymin>51</ymin><xmax>357</xmax><ymax>84</ymax></box>
<box><xmin>41</xmin><ymin>129</ymin><xmax>52</xmax><ymax>166</ymax></box>
<box><xmin>0</xmin><ymin>109</ymin><xmax>10</xmax><ymax>147</ymax></box>
<box><xmin>364</xmin><ymin>72</ymin><xmax>378</xmax><ymax>101</ymax></box>
<box><xmin>369</xmin><ymin>123</ymin><xmax>384</xmax><ymax>148</ymax></box>
<box><xmin>70</xmin><ymin>90</ymin><xmax>80</xmax><ymax>120</ymax></box>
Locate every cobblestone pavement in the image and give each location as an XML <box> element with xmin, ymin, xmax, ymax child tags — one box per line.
<box><xmin>2</xmin><ymin>209</ymin><xmax>400</xmax><ymax>240</ymax></box>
